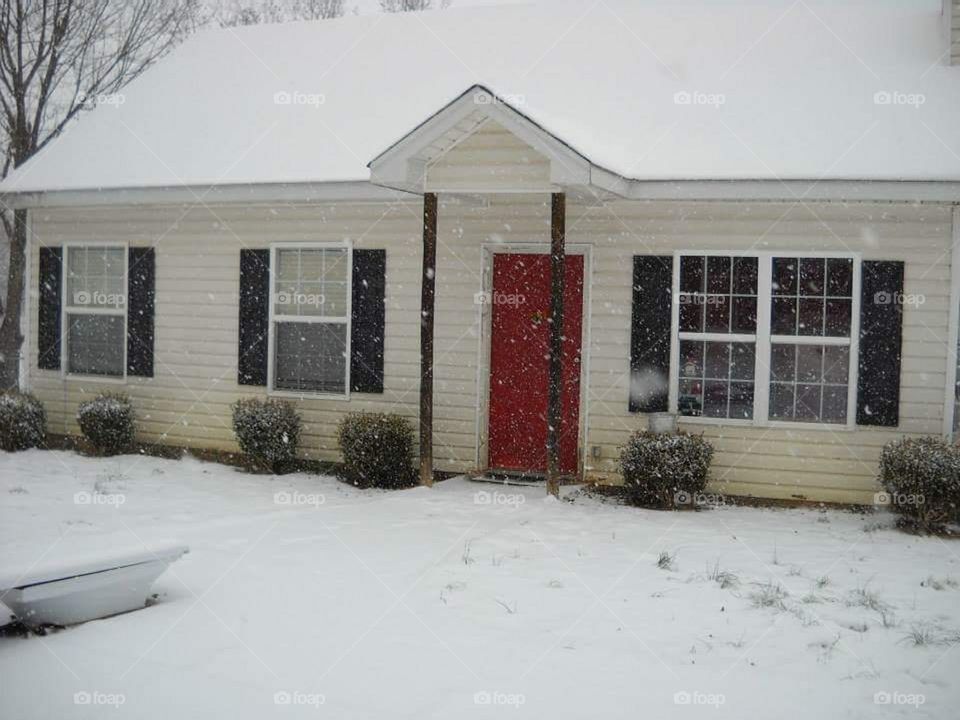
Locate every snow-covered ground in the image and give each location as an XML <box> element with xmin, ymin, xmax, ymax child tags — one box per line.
<box><xmin>1</xmin><ymin>450</ymin><xmax>959</xmax><ymax>718</ymax></box>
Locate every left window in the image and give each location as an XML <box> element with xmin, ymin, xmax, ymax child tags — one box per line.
<box><xmin>270</xmin><ymin>246</ymin><xmax>350</xmax><ymax>395</ymax></box>
<box><xmin>64</xmin><ymin>246</ymin><xmax>126</xmax><ymax>377</ymax></box>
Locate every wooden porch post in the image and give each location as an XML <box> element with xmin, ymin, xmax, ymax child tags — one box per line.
<box><xmin>419</xmin><ymin>192</ymin><xmax>438</xmax><ymax>487</ymax></box>
<box><xmin>546</xmin><ymin>192</ymin><xmax>566</xmax><ymax>497</ymax></box>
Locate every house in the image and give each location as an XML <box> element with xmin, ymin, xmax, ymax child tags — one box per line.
<box><xmin>1</xmin><ymin>0</ymin><xmax>959</xmax><ymax>504</ymax></box>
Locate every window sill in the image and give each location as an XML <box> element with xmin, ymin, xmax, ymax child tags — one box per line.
<box><xmin>677</xmin><ymin>415</ymin><xmax>855</xmax><ymax>432</ymax></box>
<box><xmin>267</xmin><ymin>388</ymin><xmax>349</xmax><ymax>402</ymax></box>
<box><xmin>62</xmin><ymin>373</ymin><xmax>127</xmax><ymax>385</ymax></box>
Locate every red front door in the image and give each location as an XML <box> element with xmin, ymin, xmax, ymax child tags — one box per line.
<box><xmin>488</xmin><ymin>253</ymin><xmax>584</xmax><ymax>475</ymax></box>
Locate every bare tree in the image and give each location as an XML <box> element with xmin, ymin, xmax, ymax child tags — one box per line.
<box><xmin>217</xmin><ymin>0</ymin><xmax>346</xmax><ymax>26</ymax></box>
<box><xmin>0</xmin><ymin>0</ymin><xmax>202</xmax><ymax>390</ymax></box>
<box><xmin>379</xmin><ymin>0</ymin><xmax>451</xmax><ymax>12</ymax></box>
<box><xmin>294</xmin><ymin>0</ymin><xmax>346</xmax><ymax>20</ymax></box>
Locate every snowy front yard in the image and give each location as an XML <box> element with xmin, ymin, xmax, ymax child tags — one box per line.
<box><xmin>1</xmin><ymin>451</ymin><xmax>959</xmax><ymax>719</ymax></box>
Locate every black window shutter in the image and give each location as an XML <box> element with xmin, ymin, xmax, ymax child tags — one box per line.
<box><xmin>238</xmin><ymin>249</ymin><xmax>270</xmax><ymax>386</ymax></box>
<box><xmin>127</xmin><ymin>247</ymin><xmax>155</xmax><ymax>377</ymax></box>
<box><xmin>629</xmin><ymin>256</ymin><xmax>673</xmax><ymax>412</ymax></box>
<box><xmin>38</xmin><ymin>246</ymin><xmax>62</xmax><ymax>370</ymax></box>
<box><xmin>856</xmin><ymin>260</ymin><xmax>904</xmax><ymax>427</ymax></box>
<box><xmin>350</xmin><ymin>249</ymin><xmax>386</xmax><ymax>393</ymax></box>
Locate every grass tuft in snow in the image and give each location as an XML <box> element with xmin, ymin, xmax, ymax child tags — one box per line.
<box><xmin>706</xmin><ymin>560</ymin><xmax>739</xmax><ymax>589</ymax></box>
<box><xmin>921</xmin><ymin>575</ymin><xmax>958</xmax><ymax>591</ymax></box>
<box><xmin>750</xmin><ymin>581</ymin><xmax>789</xmax><ymax>610</ymax></box>
<box><xmin>656</xmin><ymin>550</ymin><xmax>676</xmax><ymax>571</ymax></box>
<box><xmin>847</xmin><ymin>583</ymin><xmax>891</xmax><ymax>613</ymax></box>
<box><xmin>903</xmin><ymin>623</ymin><xmax>938</xmax><ymax>646</ymax></box>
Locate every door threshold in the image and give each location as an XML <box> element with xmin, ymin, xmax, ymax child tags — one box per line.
<box><xmin>471</xmin><ymin>471</ymin><xmax>580</xmax><ymax>487</ymax></box>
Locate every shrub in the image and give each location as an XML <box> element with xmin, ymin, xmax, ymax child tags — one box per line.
<box><xmin>337</xmin><ymin>412</ymin><xmax>416</xmax><ymax>489</ymax></box>
<box><xmin>77</xmin><ymin>393</ymin><xmax>136</xmax><ymax>455</ymax></box>
<box><xmin>231</xmin><ymin>398</ymin><xmax>302</xmax><ymax>473</ymax></box>
<box><xmin>0</xmin><ymin>392</ymin><xmax>46</xmax><ymax>451</ymax></box>
<box><xmin>878</xmin><ymin>437</ymin><xmax>960</xmax><ymax>533</ymax></box>
<box><xmin>619</xmin><ymin>430</ymin><xmax>713</xmax><ymax>509</ymax></box>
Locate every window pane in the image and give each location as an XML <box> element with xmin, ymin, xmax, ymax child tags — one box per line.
<box><xmin>796</xmin><ymin>345</ymin><xmax>823</xmax><ymax>382</ymax></box>
<box><xmin>823</xmin><ymin>346</ymin><xmax>850</xmax><ymax>384</ymax></box>
<box><xmin>703</xmin><ymin>381</ymin><xmax>729</xmax><ymax>418</ymax></box>
<box><xmin>771</xmin><ymin>298</ymin><xmax>797</xmax><ymax>335</ymax></box>
<box><xmin>825</xmin><ymin>299</ymin><xmax>851</xmax><ymax>337</ymax></box>
<box><xmin>772</xmin><ymin>258</ymin><xmax>797</xmax><ymax>296</ymax></box>
<box><xmin>798</xmin><ymin>298</ymin><xmax>824</xmax><ymax>336</ymax></box>
<box><xmin>795</xmin><ymin>384</ymin><xmax>822</xmax><ymax>421</ymax></box>
<box><xmin>770</xmin><ymin>344</ymin><xmax>795</xmax><ymax>381</ymax></box>
<box><xmin>733</xmin><ymin>257</ymin><xmax>758</xmax><ymax>295</ymax></box>
<box><xmin>769</xmin><ymin>383</ymin><xmax>795</xmax><ymax>420</ymax></box>
<box><xmin>678</xmin><ymin>379</ymin><xmax>703</xmax><ymax>417</ymax></box>
<box><xmin>705</xmin><ymin>296</ymin><xmax>730</xmax><ymax>333</ymax></box>
<box><xmin>678</xmin><ymin>298</ymin><xmax>704</xmax><ymax>332</ymax></box>
<box><xmin>730</xmin><ymin>342</ymin><xmax>756</xmax><ymax>381</ymax></box>
<box><xmin>799</xmin><ymin>258</ymin><xmax>825</xmax><ymax>296</ymax></box>
<box><xmin>732</xmin><ymin>296</ymin><xmax>757</xmax><ymax>333</ymax></box>
<box><xmin>706</xmin><ymin>256</ymin><xmax>731</xmax><ymax>294</ymax></box>
<box><xmin>274</xmin><ymin>321</ymin><xmax>347</xmax><ymax>394</ymax></box>
<box><xmin>680</xmin><ymin>256</ymin><xmax>704</xmax><ymax>294</ymax></box>
<box><xmin>705</xmin><ymin>342</ymin><xmax>730</xmax><ymax>379</ymax></box>
<box><xmin>822</xmin><ymin>386</ymin><xmax>848</xmax><ymax>423</ymax></box>
<box><xmin>729</xmin><ymin>382</ymin><xmax>755</xmax><ymax>419</ymax></box>
<box><xmin>67</xmin><ymin>314</ymin><xmax>124</xmax><ymax>377</ymax></box>
<box><xmin>679</xmin><ymin>340</ymin><xmax>703</xmax><ymax>378</ymax></box>
<box><xmin>827</xmin><ymin>258</ymin><xmax>853</xmax><ymax>296</ymax></box>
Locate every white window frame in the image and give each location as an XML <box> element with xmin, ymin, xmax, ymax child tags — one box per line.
<box><xmin>267</xmin><ymin>241</ymin><xmax>352</xmax><ymax>400</ymax></box>
<box><xmin>669</xmin><ymin>250</ymin><xmax>861</xmax><ymax>430</ymax></box>
<box><xmin>61</xmin><ymin>242</ymin><xmax>129</xmax><ymax>383</ymax></box>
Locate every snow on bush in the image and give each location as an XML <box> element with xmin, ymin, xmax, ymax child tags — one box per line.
<box><xmin>619</xmin><ymin>430</ymin><xmax>713</xmax><ymax>509</ymax></box>
<box><xmin>879</xmin><ymin>437</ymin><xmax>960</xmax><ymax>534</ymax></box>
<box><xmin>0</xmin><ymin>392</ymin><xmax>47</xmax><ymax>451</ymax></box>
<box><xmin>77</xmin><ymin>393</ymin><xmax>136</xmax><ymax>456</ymax></box>
<box><xmin>337</xmin><ymin>412</ymin><xmax>416</xmax><ymax>489</ymax></box>
<box><xmin>231</xmin><ymin>398</ymin><xmax>302</xmax><ymax>473</ymax></box>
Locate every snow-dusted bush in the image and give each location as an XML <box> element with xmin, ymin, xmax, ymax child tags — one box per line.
<box><xmin>879</xmin><ymin>437</ymin><xmax>960</xmax><ymax>533</ymax></box>
<box><xmin>231</xmin><ymin>398</ymin><xmax>302</xmax><ymax>473</ymax></box>
<box><xmin>77</xmin><ymin>393</ymin><xmax>136</xmax><ymax>455</ymax></box>
<box><xmin>337</xmin><ymin>412</ymin><xmax>416</xmax><ymax>489</ymax></box>
<box><xmin>0</xmin><ymin>392</ymin><xmax>47</xmax><ymax>451</ymax></box>
<box><xmin>619</xmin><ymin>430</ymin><xmax>713</xmax><ymax>509</ymax></box>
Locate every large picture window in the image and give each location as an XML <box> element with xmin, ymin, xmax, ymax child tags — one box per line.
<box><xmin>674</xmin><ymin>253</ymin><xmax>858</xmax><ymax>426</ymax></box>
<box><xmin>270</xmin><ymin>245</ymin><xmax>350</xmax><ymax>395</ymax></box>
<box><xmin>64</xmin><ymin>246</ymin><xmax>127</xmax><ymax>377</ymax></box>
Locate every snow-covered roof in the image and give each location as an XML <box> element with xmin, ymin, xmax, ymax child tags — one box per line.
<box><xmin>2</xmin><ymin>0</ymin><xmax>959</xmax><ymax>197</ymax></box>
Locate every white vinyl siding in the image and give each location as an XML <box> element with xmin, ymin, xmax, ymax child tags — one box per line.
<box><xmin>24</xmin><ymin>125</ymin><xmax>956</xmax><ymax>504</ymax></box>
